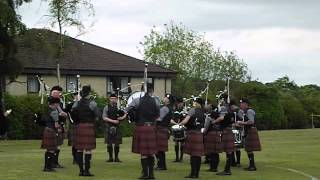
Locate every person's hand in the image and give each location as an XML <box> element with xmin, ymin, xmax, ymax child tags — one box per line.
<box><xmin>59</xmin><ymin>112</ymin><xmax>67</xmax><ymax>117</ymax></box>
<box><xmin>4</xmin><ymin>109</ymin><xmax>12</xmax><ymax>117</ymax></box>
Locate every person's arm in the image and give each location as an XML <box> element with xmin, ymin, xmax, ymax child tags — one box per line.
<box><xmin>89</xmin><ymin>101</ymin><xmax>101</xmax><ymax>120</ymax></box>
<box><xmin>179</xmin><ymin>108</ymin><xmax>195</xmax><ymax>125</ymax></box>
<box><xmin>102</xmin><ymin>106</ymin><xmax>119</xmax><ymax>124</ymax></box>
<box><xmin>57</xmin><ymin>104</ymin><xmax>67</xmax><ymax>117</ymax></box>
<box><xmin>158</xmin><ymin>106</ymin><xmax>169</xmax><ymax>121</ymax></box>
<box><xmin>239</xmin><ymin>109</ymin><xmax>255</xmax><ymax>125</ymax></box>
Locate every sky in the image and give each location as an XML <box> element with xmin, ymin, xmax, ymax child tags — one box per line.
<box><xmin>18</xmin><ymin>0</ymin><xmax>320</xmax><ymax>85</ymax></box>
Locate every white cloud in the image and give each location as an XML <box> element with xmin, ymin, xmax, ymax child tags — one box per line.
<box><xmin>18</xmin><ymin>0</ymin><xmax>320</xmax><ymax>85</ymax></box>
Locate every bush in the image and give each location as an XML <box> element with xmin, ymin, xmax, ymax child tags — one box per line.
<box><xmin>4</xmin><ymin>94</ymin><xmax>134</xmax><ymax>140</ymax></box>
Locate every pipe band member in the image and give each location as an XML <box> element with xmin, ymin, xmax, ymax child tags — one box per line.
<box><xmin>102</xmin><ymin>93</ymin><xmax>126</xmax><ymax>163</ymax></box>
<box><xmin>213</xmin><ymin>100</ymin><xmax>237</xmax><ymax>176</ymax></box>
<box><xmin>124</xmin><ymin>83</ymin><xmax>160</xmax><ymax>179</ymax></box>
<box><xmin>72</xmin><ymin>85</ymin><xmax>100</xmax><ymax>176</ymax></box>
<box><xmin>50</xmin><ymin>86</ymin><xmax>67</xmax><ymax>169</ymax></box>
<box><xmin>170</xmin><ymin>96</ymin><xmax>185</xmax><ymax>162</ymax></box>
<box><xmin>203</xmin><ymin>104</ymin><xmax>222</xmax><ymax>172</ymax></box>
<box><xmin>41</xmin><ymin>95</ymin><xmax>60</xmax><ymax>172</ymax></box>
<box><xmin>237</xmin><ymin>98</ymin><xmax>261</xmax><ymax>171</ymax></box>
<box><xmin>155</xmin><ymin>94</ymin><xmax>174</xmax><ymax>170</ymax></box>
<box><xmin>179</xmin><ymin>97</ymin><xmax>205</xmax><ymax>179</ymax></box>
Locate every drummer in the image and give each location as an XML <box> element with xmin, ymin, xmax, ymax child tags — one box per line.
<box><xmin>155</xmin><ymin>94</ymin><xmax>174</xmax><ymax>170</ymax></box>
<box><xmin>170</xmin><ymin>96</ymin><xmax>185</xmax><ymax>162</ymax></box>
<box><xmin>179</xmin><ymin>98</ymin><xmax>206</xmax><ymax>179</ymax></box>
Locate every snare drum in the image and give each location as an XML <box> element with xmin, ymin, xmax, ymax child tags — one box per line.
<box><xmin>232</xmin><ymin>129</ymin><xmax>242</xmax><ymax>146</ymax></box>
<box><xmin>171</xmin><ymin>124</ymin><xmax>186</xmax><ymax>141</ymax></box>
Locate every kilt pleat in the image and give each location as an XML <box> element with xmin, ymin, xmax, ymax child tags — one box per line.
<box><xmin>104</xmin><ymin>126</ymin><xmax>122</xmax><ymax>145</ymax></box>
<box><xmin>41</xmin><ymin>127</ymin><xmax>58</xmax><ymax>151</ymax></box>
<box><xmin>74</xmin><ymin>123</ymin><xmax>96</xmax><ymax>150</ymax></box>
<box><xmin>204</xmin><ymin>130</ymin><xmax>222</xmax><ymax>154</ymax></box>
<box><xmin>184</xmin><ymin>130</ymin><xmax>205</xmax><ymax>156</ymax></box>
<box><xmin>221</xmin><ymin>128</ymin><xmax>235</xmax><ymax>153</ymax></box>
<box><xmin>245</xmin><ymin>127</ymin><xmax>261</xmax><ymax>152</ymax></box>
<box><xmin>156</xmin><ymin>126</ymin><xmax>169</xmax><ymax>152</ymax></box>
<box><xmin>132</xmin><ymin>125</ymin><xmax>157</xmax><ymax>155</ymax></box>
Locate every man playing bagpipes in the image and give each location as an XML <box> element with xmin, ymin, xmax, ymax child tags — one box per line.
<box><xmin>71</xmin><ymin>85</ymin><xmax>100</xmax><ymax>176</ymax></box>
<box><xmin>102</xmin><ymin>93</ymin><xmax>126</xmax><ymax>163</ymax></box>
<box><xmin>41</xmin><ymin>91</ymin><xmax>66</xmax><ymax>172</ymax></box>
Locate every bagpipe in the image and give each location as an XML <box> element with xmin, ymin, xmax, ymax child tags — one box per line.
<box><xmin>33</xmin><ymin>75</ymin><xmax>84</xmax><ymax>126</ymax></box>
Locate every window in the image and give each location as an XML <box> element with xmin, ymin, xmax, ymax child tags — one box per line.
<box><xmin>27</xmin><ymin>75</ymin><xmax>40</xmax><ymax>93</ymax></box>
<box><xmin>66</xmin><ymin>75</ymin><xmax>78</xmax><ymax>93</ymax></box>
<box><xmin>107</xmin><ymin>77</ymin><xmax>131</xmax><ymax>95</ymax></box>
<box><xmin>147</xmin><ymin>77</ymin><xmax>154</xmax><ymax>89</ymax></box>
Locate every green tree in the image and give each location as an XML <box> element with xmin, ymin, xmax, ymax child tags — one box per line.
<box><xmin>0</xmin><ymin>0</ymin><xmax>32</xmax><ymax>113</ymax></box>
<box><xmin>140</xmin><ymin>22</ymin><xmax>251</xmax><ymax>82</ymax></box>
<box><xmin>43</xmin><ymin>0</ymin><xmax>94</xmax><ymax>85</ymax></box>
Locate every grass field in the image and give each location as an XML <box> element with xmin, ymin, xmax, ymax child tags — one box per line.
<box><xmin>0</xmin><ymin>129</ymin><xmax>319</xmax><ymax>180</ymax></box>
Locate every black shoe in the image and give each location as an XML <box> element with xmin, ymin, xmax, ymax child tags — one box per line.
<box><xmin>79</xmin><ymin>171</ymin><xmax>84</xmax><ymax>176</ymax></box>
<box><xmin>206</xmin><ymin>168</ymin><xmax>217</xmax><ymax>172</ymax></box>
<box><xmin>155</xmin><ymin>167</ymin><xmax>166</xmax><ymax>170</ymax></box>
<box><xmin>106</xmin><ymin>158</ymin><xmax>114</xmax><ymax>162</ymax></box>
<box><xmin>52</xmin><ymin>163</ymin><xmax>64</xmax><ymax>168</ymax></box>
<box><xmin>216</xmin><ymin>171</ymin><xmax>232</xmax><ymax>176</ymax></box>
<box><xmin>83</xmin><ymin>171</ymin><xmax>94</xmax><ymax>176</ymax></box>
<box><xmin>184</xmin><ymin>174</ymin><xmax>196</xmax><ymax>178</ymax></box>
<box><xmin>244</xmin><ymin>166</ymin><xmax>257</xmax><ymax>171</ymax></box>
<box><xmin>114</xmin><ymin>158</ymin><xmax>122</xmax><ymax>163</ymax></box>
<box><xmin>173</xmin><ymin>159</ymin><xmax>179</xmax><ymax>162</ymax></box>
<box><xmin>43</xmin><ymin>168</ymin><xmax>56</xmax><ymax>172</ymax></box>
<box><xmin>236</xmin><ymin>163</ymin><xmax>241</xmax><ymax>167</ymax></box>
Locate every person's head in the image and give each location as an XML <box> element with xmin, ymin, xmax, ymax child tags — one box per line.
<box><xmin>193</xmin><ymin>97</ymin><xmax>204</xmax><ymax>108</ymax></box>
<box><xmin>47</xmin><ymin>95</ymin><xmax>60</xmax><ymax>107</ymax></box>
<box><xmin>51</xmin><ymin>86</ymin><xmax>63</xmax><ymax>93</ymax></box>
<box><xmin>109</xmin><ymin>93</ymin><xmax>117</xmax><ymax>104</ymax></box>
<box><xmin>81</xmin><ymin>85</ymin><xmax>91</xmax><ymax>97</ymax></box>
<box><xmin>146</xmin><ymin>83</ymin><xmax>154</xmax><ymax>95</ymax></box>
<box><xmin>163</xmin><ymin>94</ymin><xmax>174</xmax><ymax>106</ymax></box>
<box><xmin>175</xmin><ymin>96</ymin><xmax>184</xmax><ymax>109</ymax></box>
<box><xmin>239</xmin><ymin>98</ymin><xmax>249</xmax><ymax>110</ymax></box>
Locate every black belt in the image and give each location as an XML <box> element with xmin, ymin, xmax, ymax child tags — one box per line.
<box><xmin>135</xmin><ymin>122</ymin><xmax>155</xmax><ymax>126</ymax></box>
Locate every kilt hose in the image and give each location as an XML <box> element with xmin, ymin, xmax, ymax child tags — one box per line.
<box><xmin>244</xmin><ymin>127</ymin><xmax>261</xmax><ymax>152</ymax></box>
<box><xmin>184</xmin><ymin>130</ymin><xmax>205</xmax><ymax>157</ymax></box>
<box><xmin>132</xmin><ymin>125</ymin><xmax>157</xmax><ymax>155</ymax></box>
<box><xmin>41</xmin><ymin>127</ymin><xmax>58</xmax><ymax>151</ymax></box>
<box><xmin>74</xmin><ymin>123</ymin><xmax>96</xmax><ymax>150</ymax></box>
<box><xmin>104</xmin><ymin>126</ymin><xmax>122</xmax><ymax>145</ymax></box>
<box><xmin>204</xmin><ymin>130</ymin><xmax>222</xmax><ymax>154</ymax></box>
<box><xmin>156</xmin><ymin>126</ymin><xmax>169</xmax><ymax>152</ymax></box>
<box><xmin>221</xmin><ymin>128</ymin><xmax>235</xmax><ymax>153</ymax></box>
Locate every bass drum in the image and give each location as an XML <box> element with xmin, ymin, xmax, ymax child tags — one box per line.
<box><xmin>127</xmin><ymin>91</ymin><xmax>145</xmax><ymax>105</ymax></box>
<box><xmin>127</xmin><ymin>91</ymin><xmax>160</xmax><ymax>106</ymax></box>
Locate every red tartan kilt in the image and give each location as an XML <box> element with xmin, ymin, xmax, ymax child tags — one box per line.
<box><xmin>221</xmin><ymin>128</ymin><xmax>235</xmax><ymax>153</ymax></box>
<box><xmin>56</xmin><ymin>131</ymin><xmax>64</xmax><ymax>146</ymax></box>
<box><xmin>156</xmin><ymin>126</ymin><xmax>169</xmax><ymax>152</ymax></box>
<box><xmin>74</xmin><ymin>123</ymin><xmax>96</xmax><ymax>150</ymax></box>
<box><xmin>104</xmin><ymin>126</ymin><xmax>123</xmax><ymax>145</ymax></box>
<box><xmin>41</xmin><ymin>127</ymin><xmax>58</xmax><ymax>151</ymax></box>
<box><xmin>132</xmin><ymin>125</ymin><xmax>157</xmax><ymax>155</ymax></box>
<box><xmin>184</xmin><ymin>130</ymin><xmax>205</xmax><ymax>156</ymax></box>
<box><xmin>245</xmin><ymin>127</ymin><xmax>261</xmax><ymax>152</ymax></box>
<box><xmin>204</xmin><ymin>130</ymin><xmax>222</xmax><ymax>154</ymax></box>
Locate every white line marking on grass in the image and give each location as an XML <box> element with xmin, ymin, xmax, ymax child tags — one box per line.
<box><xmin>267</xmin><ymin>165</ymin><xmax>318</xmax><ymax>180</ymax></box>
